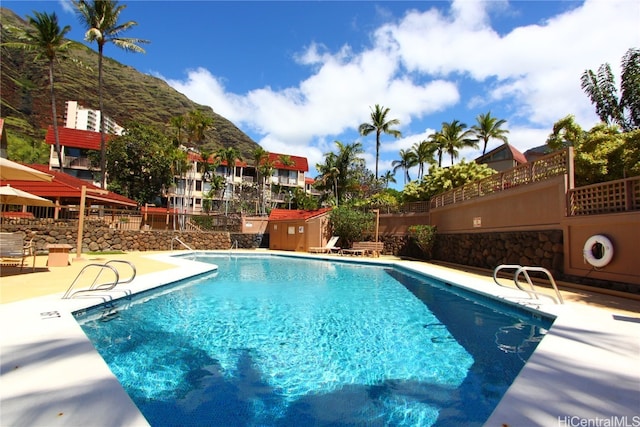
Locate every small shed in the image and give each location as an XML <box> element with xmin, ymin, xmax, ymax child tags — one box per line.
<box><xmin>268</xmin><ymin>208</ymin><xmax>332</xmax><ymax>252</ymax></box>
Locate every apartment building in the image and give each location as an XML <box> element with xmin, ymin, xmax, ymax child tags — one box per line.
<box><xmin>64</xmin><ymin>101</ymin><xmax>124</xmax><ymax>136</ymax></box>
<box><xmin>44</xmin><ymin>126</ymin><xmax>313</xmax><ymax>213</ymax></box>
<box><xmin>171</xmin><ymin>150</ymin><xmax>311</xmax><ymax>213</ymax></box>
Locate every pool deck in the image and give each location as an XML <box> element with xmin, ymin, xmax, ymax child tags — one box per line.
<box><xmin>1</xmin><ymin>250</ymin><xmax>638</xmax><ymax>426</ymax></box>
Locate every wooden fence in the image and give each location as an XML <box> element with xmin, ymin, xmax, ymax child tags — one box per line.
<box><xmin>567</xmin><ymin>176</ymin><xmax>640</xmax><ymax>216</ymax></box>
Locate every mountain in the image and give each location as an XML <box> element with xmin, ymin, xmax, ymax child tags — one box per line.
<box><xmin>0</xmin><ymin>7</ymin><xmax>260</xmax><ymax>159</ymax></box>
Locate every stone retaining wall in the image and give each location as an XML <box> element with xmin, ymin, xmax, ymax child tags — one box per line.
<box><xmin>1</xmin><ymin>221</ymin><xmax>234</xmax><ymax>253</ymax></box>
<box><xmin>432</xmin><ymin>230</ymin><xmax>564</xmax><ymax>275</ymax></box>
<box><xmin>378</xmin><ymin>230</ymin><xmax>564</xmax><ymax>277</ymax></box>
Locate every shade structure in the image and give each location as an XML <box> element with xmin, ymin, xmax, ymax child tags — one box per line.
<box><xmin>0</xmin><ymin>158</ymin><xmax>53</xmax><ymax>182</ymax></box>
<box><xmin>0</xmin><ymin>185</ymin><xmax>55</xmax><ymax>207</ymax></box>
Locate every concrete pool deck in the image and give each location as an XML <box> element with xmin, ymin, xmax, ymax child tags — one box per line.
<box><xmin>1</xmin><ymin>250</ymin><xmax>638</xmax><ymax>426</ymax></box>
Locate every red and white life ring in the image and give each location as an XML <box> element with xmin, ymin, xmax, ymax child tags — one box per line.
<box><xmin>583</xmin><ymin>234</ymin><xmax>614</xmax><ymax>268</ymax></box>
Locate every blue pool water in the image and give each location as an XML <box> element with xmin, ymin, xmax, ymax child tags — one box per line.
<box><xmin>75</xmin><ymin>255</ymin><xmax>553</xmax><ymax>426</ymax></box>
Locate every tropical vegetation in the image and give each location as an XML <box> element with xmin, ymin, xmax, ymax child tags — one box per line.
<box><xmin>359</xmin><ymin>104</ymin><xmax>402</xmax><ymax>179</ymax></box>
<box><xmin>3</xmin><ymin>11</ymin><xmax>72</xmax><ymax>173</ymax></box>
<box><xmin>104</xmin><ymin>121</ymin><xmax>175</xmax><ymax>204</ymax></box>
<box><xmin>73</xmin><ymin>0</ymin><xmax>149</xmax><ymax>188</ymax></box>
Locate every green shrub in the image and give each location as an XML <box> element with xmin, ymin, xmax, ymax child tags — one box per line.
<box><xmin>407</xmin><ymin>225</ymin><xmax>437</xmax><ymax>259</ymax></box>
<box><xmin>329</xmin><ymin>206</ymin><xmax>374</xmax><ymax>247</ymax></box>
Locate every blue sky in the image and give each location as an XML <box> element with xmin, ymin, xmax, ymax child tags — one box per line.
<box><xmin>5</xmin><ymin>1</ymin><xmax>639</xmax><ymax>188</ymax></box>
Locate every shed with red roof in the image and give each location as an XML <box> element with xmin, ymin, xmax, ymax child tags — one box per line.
<box><xmin>268</xmin><ymin>208</ymin><xmax>332</xmax><ymax>251</ymax></box>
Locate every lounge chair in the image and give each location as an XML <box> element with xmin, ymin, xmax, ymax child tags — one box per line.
<box><xmin>308</xmin><ymin>236</ymin><xmax>340</xmax><ymax>254</ymax></box>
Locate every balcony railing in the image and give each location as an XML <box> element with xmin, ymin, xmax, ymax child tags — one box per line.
<box><xmin>430</xmin><ymin>149</ymin><xmax>570</xmax><ymax>209</ymax></box>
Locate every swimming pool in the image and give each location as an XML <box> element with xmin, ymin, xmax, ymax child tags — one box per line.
<box><xmin>75</xmin><ymin>254</ymin><xmax>553</xmax><ymax>426</ymax></box>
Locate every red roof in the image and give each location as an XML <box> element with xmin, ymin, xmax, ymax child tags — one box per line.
<box><xmin>267</xmin><ymin>153</ymin><xmax>308</xmax><ymax>172</ymax></box>
<box><xmin>45</xmin><ymin>126</ymin><xmax>111</xmax><ymax>150</ymax></box>
<box><xmin>268</xmin><ymin>207</ymin><xmax>331</xmax><ymax>221</ymax></box>
<box><xmin>186</xmin><ymin>151</ymin><xmax>248</xmax><ymax>167</ymax></box>
<box><xmin>507</xmin><ymin>144</ymin><xmax>528</xmax><ymax>165</ymax></box>
<box><xmin>185</xmin><ymin>151</ymin><xmax>308</xmax><ymax>172</ymax></box>
<box><xmin>0</xmin><ymin>164</ymin><xmax>138</xmax><ymax>207</ymax></box>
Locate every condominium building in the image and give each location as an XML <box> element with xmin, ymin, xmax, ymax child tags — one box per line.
<box><xmin>64</xmin><ymin>101</ymin><xmax>124</xmax><ymax>136</ymax></box>
<box><xmin>44</xmin><ymin>126</ymin><xmax>313</xmax><ymax>212</ymax></box>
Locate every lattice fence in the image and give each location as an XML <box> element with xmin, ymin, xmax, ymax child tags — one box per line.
<box><xmin>568</xmin><ymin>177</ymin><xmax>640</xmax><ymax>216</ymax></box>
<box><xmin>430</xmin><ymin>149</ymin><xmax>570</xmax><ymax>209</ymax></box>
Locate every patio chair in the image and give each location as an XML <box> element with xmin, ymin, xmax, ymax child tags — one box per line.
<box><xmin>308</xmin><ymin>236</ymin><xmax>340</xmax><ymax>254</ymax></box>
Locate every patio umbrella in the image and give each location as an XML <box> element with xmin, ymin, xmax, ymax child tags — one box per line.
<box><xmin>0</xmin><ymin>185</ymin><xmax>54</xmax><ymax>207</ymax></box>
<box><xmin>0</xmin><ymin>158</ymin><xmax>53</xmax><ymax>182</ymax></box>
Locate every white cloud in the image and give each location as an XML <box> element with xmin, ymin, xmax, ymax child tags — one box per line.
<box><xmin>165</xmin><ymin>0</ymin><xmax>639</xmax><ymax>182</ymax></box>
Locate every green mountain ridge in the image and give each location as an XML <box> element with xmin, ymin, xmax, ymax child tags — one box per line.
<box><xmin>0</xmin><ymin>7</ymin><xmax>260</xmax><ymax>160</ymax></box>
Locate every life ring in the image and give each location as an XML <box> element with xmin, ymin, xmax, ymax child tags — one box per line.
<box><xmin>583</xmin><ymin>234</ymin><xmax>614</xmax><ymax>268</ymax></box>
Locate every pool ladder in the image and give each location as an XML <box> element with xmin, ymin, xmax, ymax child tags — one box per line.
<box><xmin>171</xmin><ymin>236</ymin><xmax>193</xmax><ymax>251</ymax></box>
<box><xmin>62</xmin><ymin>260</ymin><xmax>137</xmax><ymax>299</ymax></box>
<box><xmin>493</xmin><ymin>264</ymin><xmax>564</xmax><ymax>304</ymax></box>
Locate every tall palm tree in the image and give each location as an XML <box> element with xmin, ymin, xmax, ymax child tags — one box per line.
<box><xmin>252</xmin><ymin>146</ymin><xmax>270</xmax><ymax>214</ymax></box>
<box><xmin>4</xmin><ymin>12</ymin><xmax>72</xmax><ymax>173</ymax></box>
<box><xmin>391</xmin><ymin>149</ymin><xmax>417</xmax><ymax>184</ymax></box>
<box><xmin>428</xmin><ymin>131</ymin><xmax>446</xmax><ymax>168</ymax></box>
<box><xmin>440</xmin><ymin>120</ymin><xmax>478</xmax><ymax>165</ymax></box>
<box><xmin>358</xmin><ymin>104</ymin><xmax>402</xmax><ymax>179</ymax></box>
<box><xmin>472</xmin><ymin>112</ymin><xmax>509</xmax><ymax>156</ymax></box>
<box><xmin>73</xmin><ymin>0</ymin><xmax>149</xmax><ymax>188</ymax></box>
<box><xmin>216</xmin><ymin>146</ymin><xmax>242</xmax><ymax>204</ymax></box>
<box><xmin>411</xmin><ymin>139</ymin><xmax>437</xmax><ymax>180</ymax></box>
<box><xmin>168</xmin><ymin>115</ymin><xmax>185</xmax><ymax>146</ymax></box>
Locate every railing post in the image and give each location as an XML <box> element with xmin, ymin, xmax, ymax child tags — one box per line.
<box><xmin>625</xmin><ymin>178</ymin><xmax>633</xmax><ymax>212</ymax></box>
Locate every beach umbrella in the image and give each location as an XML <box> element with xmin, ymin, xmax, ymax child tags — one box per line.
<box><xmin>0</xmin><ymin>158</ymin><xmax>53</xmax><ymax>182</ymax></box>
<box><xmin>0</xmin><ymin>185</ymin><xmax>54</xmax><ymax>207</ymax></box>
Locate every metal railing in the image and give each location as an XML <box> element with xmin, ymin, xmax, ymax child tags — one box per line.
<box><xmin>62</xmin><ymin>260</ymin><xmax>136</xmax><ymax>299</ymax></box>
<box><xmin>493</xmin><ymin>264</ymin><xmax>564</xmax><ymax>304</ymax></box>
<box><xmin>171</xmin><ymin>236</ymin><xmax>193</xmax><ymax>251</ymax></box>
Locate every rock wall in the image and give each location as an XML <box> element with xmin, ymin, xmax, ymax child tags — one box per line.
<box><xmin>433</xmin><ymin>230</ymin><xmax>564</xmax><ymax>274</ymax></box>
<box><xmin>378</xmin><ymin>230</ymin><xmax>563</xmax><ymax>274</ymax></box>
<box><xmin>1</xmin><ymin>221</ymin><xmax>234</xmax><ymax>253</ymax></box>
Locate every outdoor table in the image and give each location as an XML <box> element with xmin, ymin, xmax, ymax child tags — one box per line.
<box><xmin>46</xmin><ymin>244</ymin><xmax>73</xmax><ymax>267</ymax></box>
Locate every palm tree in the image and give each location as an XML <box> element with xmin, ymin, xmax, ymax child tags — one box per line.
<box><xmin>472</xmin><ymin>112</ymin><xmax>509</xmax><ymax>156</ymax></box>
<box><xmin>216</xmin><ymin>146</ymin><xmax>242</xmax><ymax>205</ymax></box>
<box><xmin>185</xmin><ymin>109</ymin><xmax>214</xmax><ymax>146</ymax></box>
<box><xmin>73</xmin><ymin>0</ymin><xmax>149</xmax><ymax>188</ymax></box>
<box><xmin>427</xmin><ymin>131</ymin><xmax>446</xmax><ymax>168</ymax></box>
<box><xmin>391</xmin><ymin>149</ymin><xmax>417</xmax><ymax>184</ymax></box>
<box><xmin>411</xmin><ymin>139</ymin><xmax>437</xmax><ymax>180</ymax></box>
<box><xmin>380</xmin><ymin>170</ymin><xmax>396</xmax><ymax>188</ymax></box>
<box><xmin>4</xmin><ymin>12</ymin><xmax>72</xmax><ymax>173</ymax></box>
<box><xmin>317</xmin><ymin>141</ymin><xmax>364</xmax><ymax>205</ymax></box>
<box><xmin>197</xmin><ymin>148</ymin><xmax>216</xmax><ymax>182</ymax></box>
<box><xmin>168</xmin><ymin>115</ymin><xmax>185</xmax><ymax>146</ymax></box>
<box><xmin>440</xmin><ymin>120</ymin><xmax>478</xmax><ymax>165</ymax></box>
<box><xmin>252</xmin><ymin>147</ymin><xmax>270</xmax><ymax>214</ymax></box>
<box><xmin>358</xmin><ymin>104</ymin><xmax>402</xmax><ymax>179</ymax></box>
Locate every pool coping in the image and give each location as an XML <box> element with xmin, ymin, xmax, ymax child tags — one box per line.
<box><xmin>1</xmin><ymin>251</ymin><xmax>638</xmax><ymax>426</ymax></box>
